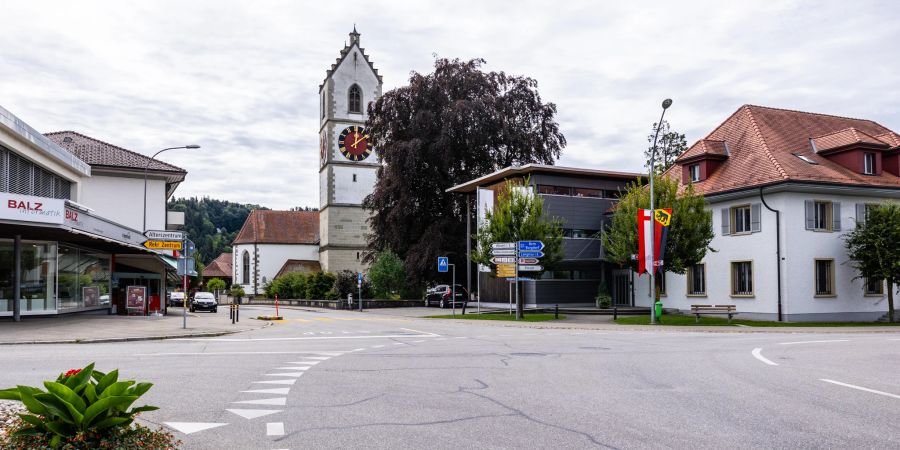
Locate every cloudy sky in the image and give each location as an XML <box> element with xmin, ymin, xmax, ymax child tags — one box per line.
<box><xmin>2</xmin><ymin>0</ymin><xmax>898</xmax><ymax>209</ymax></box>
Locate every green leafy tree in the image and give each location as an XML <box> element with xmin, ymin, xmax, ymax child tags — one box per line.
<box><xmin>305</xmin><ymin>272</ymin><xmax>336</xmax><ymax>300</ymax></box>
<box><xmin>368</xmin><ymin>250</ymin><xmax>405</xmax><ymax>299</ymax></box>
<box><xmin>644</xmin><ymin>120</ymin><xmax>688</xmax><ymax>174</ymax></box>
<box><xmin>334</xmin><ymin>270</ymin><xmax>372</xmax><ymax>299</ymax></box>
<box><xmin>844</xmin><ymin>202</ymin><xmax>900</xmax><ymax>322</ymax></box>
<box><xmin>472</xmin><ymin>179</ymin><xmax>564</xmax><ymax>318</ymax></box>
<box><xmin>206</xmin><ymin>278</ymin><xmax>226</xmax><ymax>299</ymax></box>
<box><xmin>602</xmin><ymin>176</ymin><xmax>714</xmax><ymax>298</ymax></box>
<box><xmin>364</xmin><ymin>58</ymin><xmax>566</xmax><ymax>292</ymax></box>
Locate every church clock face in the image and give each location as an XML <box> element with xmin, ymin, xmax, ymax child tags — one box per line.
<box><xmin>338</xmin><ymin>125</ymin><xmax>372</xmax><ymax>161</ymax></box>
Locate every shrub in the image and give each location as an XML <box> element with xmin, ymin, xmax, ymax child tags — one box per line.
<box><xmin>0</xmin><ymin>363</ymin><xmax>169</xmax><ymax>449</ymax></box>
<box><xmin>229</xmin><ymin>285</ymin><xmax>245</xmax><ymax>299</ymax></box>
<box><xmin>595</xmin><ymin>283</ymin><xmax>612</xmax><ymax>309</ymax></box>
<box><xmin>334</xmin><ymin>270</ymin><xmax>372</xmax><ymax>299</ymax></box>
<box><xmin>323</xmin><ymin>288</ymin><xmax>340</xmax><ymax>300</ymax></box>
<box><xmin>306</xmin><ymin>272</ymin><xmax>336</xmax><ymax>299</ymax></box>
<box><xmin>368</xmin><ymin>250</ymin><xmax>405</xmax><ymax>299</ymax></box>
<box><xmin>0</xmin><ymin>418</ymin><xmax>179</xmax><ymax>449</ymax></box>
<box><xmin>206</xmin><ymin>278</ymin><xmax>226</xmax><ymax>294</ymax></box>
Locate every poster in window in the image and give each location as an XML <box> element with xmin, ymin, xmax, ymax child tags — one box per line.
<box><xmin>82</xmin><ymin>286</ymin><xmax>100</xmax><ymax>307</ymax></box>
<box><xmin>126</xmin><ymin>286</ymin><xmax>146</xmax><ymax>310</ymax></box>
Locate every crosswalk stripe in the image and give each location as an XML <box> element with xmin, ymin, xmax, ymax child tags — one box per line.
<box><xmin>233</xmin><ymin>397</ymin><xmax>287</xmax><ymax>406</ymax></box>
<box><xmin>252</xmin><ymin>379</ymin><xmax>296</xmax><ymax>385</ymax></box>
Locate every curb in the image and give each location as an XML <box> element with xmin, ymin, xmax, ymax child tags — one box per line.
<box><xmin>0</xmin><ymin>321</ymin><xmax>273</xmax><ymax>345</ymax></box>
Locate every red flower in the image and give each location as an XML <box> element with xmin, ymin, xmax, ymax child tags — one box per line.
<box><xmin>64</xmin><ymin>369</ymin><xmax>82</xmax><ymax>377</ymax></box>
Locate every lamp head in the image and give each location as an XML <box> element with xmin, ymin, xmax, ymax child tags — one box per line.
<box><xmin>662</xmin><ymin>99</ymin><xmax>673</xmax><ymax>109</ymax></box>
<box><xmin>185</xmin><ymin>145</ymin><xmax>200</xmax><ymax>149</ymax></box>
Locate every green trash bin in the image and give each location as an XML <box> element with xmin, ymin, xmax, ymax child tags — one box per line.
<box><xmin>655</xmin><ymin>301</ymin><xmax>663</xmax><ymax>319</ymax></box>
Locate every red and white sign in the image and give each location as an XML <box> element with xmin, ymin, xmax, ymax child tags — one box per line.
<box><xmin>637</xmin><ymin>208</ymin><xmax>671</xmax><ymax>275</ymax></box>
<box><xmin>0</xmin><ymin>192</ymin><xmax>64</xmax><ymax>224</ymax></box>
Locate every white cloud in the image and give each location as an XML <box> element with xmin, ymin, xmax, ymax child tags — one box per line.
<box><xmin>1</xmin><ymin>0</ymin><xmax>898</xmax><ymax>208</ymax></box>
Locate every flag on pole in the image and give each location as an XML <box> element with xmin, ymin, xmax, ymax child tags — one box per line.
<box><xmin>637</xmin><ymin>209</ymin><xmax>653</xmax><ymax>274</ymax></box>
<box><xmin>638</xmin><ymin>208</ymin><xmax>672</xmax><ymax>275</ymax></box>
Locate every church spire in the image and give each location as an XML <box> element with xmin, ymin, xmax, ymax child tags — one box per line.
<box><xmin>349</xmin><ymin>25</ymin><xmax>360</xmax><ymax>46</ymax></box>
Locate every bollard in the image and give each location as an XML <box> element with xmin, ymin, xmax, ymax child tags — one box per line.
<box><xmin>555</xmin><ymin>304</ymin><xmax>559</xmax><ymax>320</ymax></box>
<box><xmin>613</xmin><ymin>305</ymin><xmax>618</xmax><ymax>321</ymax></box>
<box><xmin>236</xmin><ymin>303</ymin><xmax>240</xmax><ymax>322</ymax></box>
<box><xmin>231</xmin><ymin>304</ymin><xmax>235</xmax><ymax>324</ymax></box>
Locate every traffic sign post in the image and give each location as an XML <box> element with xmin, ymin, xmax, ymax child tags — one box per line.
<box><xmin>518</xmin><ymin>240</ymin><xmax>545</xmax><ymax>252</ymax></box>
<box><xmin>490</xmin><ymin>249</ymin><xmax>516</xmax><ymax>256</ymax></box>
<box><xmin>437</xmin><ymin>257</ymin><xmax>449</xmax><ymax>273</ymax></box>
<box><xmin>491</xmin><ymin>256</ymin><xmax>517</xmax><ymax>264</ymax></box>
<box><xmin>145</xmin><ymin>240</ymin><xmax>183</xmax><ymax>251</ymax></box>
<box><xmin>518</xmin><ymin>251</ymin><xmax>544</xmax><ymax>258</ymax></box>
<box><xmin>144</xmin><ymin>230</ymin><xmax>185</xmax><ymax>241</ymax></box>
<box><xmin>357</xmin><ymin>272</ymin><xmax>363</xmax><ymax>311</ymax></box>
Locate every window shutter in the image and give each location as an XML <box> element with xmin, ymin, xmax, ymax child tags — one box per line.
<box><xmin>750</xmin><ymin>203</ymin><xmax>761</xmax><ymax>232</ymax></box>
<box><xmin>805</xmin><ymin>200</ymin><xmax>815</xmax><ymax>230</ymax></box>
<box><xmin>832</xmin><ymin>202</ymin><xmax>841</xmax><ymax>232</ymax></box>
<box><xmin>855</xmin><ymin>203</ymin><xmax>866</xmax><ymax>226</ymax></box>
<box><xmin>721</xmin><ymin>208</ymin><xmax>730</xmax><ymax>235</ymax></box>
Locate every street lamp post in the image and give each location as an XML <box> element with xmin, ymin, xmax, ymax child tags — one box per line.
<box><xmin>142</xmin><ymin>145</ymin><xmax>200</xmax><ymax>232</ymax></box>
<box><xmin>648</xmin><ymin>99</ymin><xmax>673</xmax><ymax>325</ymax></box>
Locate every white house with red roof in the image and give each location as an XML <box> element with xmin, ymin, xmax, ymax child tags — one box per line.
<box><xmin>635</xmin><ymin>105</ymin><xmax>900</xmax><ymax>321</ymax></box>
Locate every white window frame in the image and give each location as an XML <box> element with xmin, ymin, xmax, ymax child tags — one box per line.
<box><xmin>689</xmin><ymin>164</ymin><xmax>701</xmax><ymax>182</ymax></box>
<box><xmin>814</xmin><ymin>201</ymin><xmax>832</xmax><ymax>231</ymax></box>
<box><xmin>731</xmin><ymin>205</ymin><xmax>752</xmax><ymax>234</ymax></box>
<box><xmin>863</xmin><ymin>152</ymin><xmax>875</xmax><ymax>175</ymax></box>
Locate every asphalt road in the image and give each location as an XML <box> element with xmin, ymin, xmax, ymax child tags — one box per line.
<box><xmin>0</xmin><ymin>306</ymin><xmax>898</xmax><ymax>449</ymax></box>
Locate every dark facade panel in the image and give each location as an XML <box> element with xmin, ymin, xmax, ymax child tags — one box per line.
<box><xmin>542</xmin><ymin>195</ymin><xmax>611</xmax><ymax>230</ymax></box>
<box><xmin>531</xmin><ymin>173</ymin><xmax>636</xmax><ymax>190</ymax></box>
<box><xmin>526</xmin><ymin>280</ymin><xmax>598</xmax><ymax>305</ymax></box>
<box><xmin>561</xmin><ymin>238</ymin><xmax>603</xmax><ymax>260</ymax></box>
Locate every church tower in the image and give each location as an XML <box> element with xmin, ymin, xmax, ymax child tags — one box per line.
<box><xmin>318</xmin><ymin>27</ymin><xmax>382</xmax><ymax>273</ymax></box>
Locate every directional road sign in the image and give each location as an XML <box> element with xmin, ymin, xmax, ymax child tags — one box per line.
<box><xmin>177</xmin><ymin>257</ymin><xmax>197</xmax><ymax>277</ymax></box>
<box><xmin>491</xmin><ymin>242</ymin><xmax>516</xmax><ymax>249</ymax></box>
<box><xmin>517</xmin><ymin>265</ymin><xmax>543</xmax><ymax>272</ymax></box>
<box><xmin>437</xmin><ymin>256</ymin><xmax>449</xmax><ymax>273</ymax></box>
<box><xmin>505</xmin><ymin>277</ymin><xmax>534</xmax><ymax>282</ymax></box>
<box><xmin>144</xmin><ymin>230</ymin><xmax>185</xmax><ymax>241</ymax></box>
<box><xmin>144</xmin><ymin>240</ymin><xmax>183</xmax><ymax>250</ymax></box>
<box><xmin>518</xmin><ymin>240</ymin><xmax>544</xmax><ymax>251</ymax></box>
<box><xmin>496</xmin><ymin>264</ymin><xmax>516</xmax><ymax>277</ymax></box>
<box><xmin>491</xmin><ymin>256</ymin><xmax>517</xmax><ymax>264</ymax></box>
<box><xmin>518</xmin><ymin>251</ymin><xmax>544</xmax><ymax>258</ymax></box>
<box><xmin>491</xmin><ymin>249</ymin><xmax>516</xmax><ymax>256</ymax></box>
<box><xmin>518</xmin><ymin>257</ymin><xmax>539</xmax><ymax>265</ymax></box>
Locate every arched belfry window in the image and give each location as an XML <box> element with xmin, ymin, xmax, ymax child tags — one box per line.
<box><xmin>242</xmin><ymin>251</ymin><xmax>250</xmax><ymax>285</ymax></box>
<box><xmin>348</xmin><ymin>84</ymin><xmax>362</xmax><ymax>113</ymax></box>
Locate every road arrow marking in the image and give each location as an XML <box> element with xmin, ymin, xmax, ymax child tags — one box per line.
<box><xmin>226</xmin><ymin>409</ymin><xmax>283</xmax><ymax>420</ymax></box>
<box><xmin>164</xmin><ymin>422</ymin><xmax>227</xmax><ymax>435</ymax></box>
<box><xmin>751</xmin><ymin>348</ymin><xmax>778</xmax><ymax>366</ymax></box>
<box><xmin>240</xmin><ymin>388</ymin><xmax>291</xmax><ymax>395</ymax></box>
<box><xmin>252</xmin><ymin>379</ymin><xmax>297</xmax><ymax>385</ymax></box>
<box><xmin>233</xmin><ymin>397</ymin><xmax>287</xmax><ymax>406</ymax></box>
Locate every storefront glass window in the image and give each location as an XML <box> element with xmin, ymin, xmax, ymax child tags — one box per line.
<box><xmin>58</xmin><ymin>245</ymin><xmax>111</xmax><ymax>310</ymax></box>
<box><xmin>58</xmin><ymin>245</ymin><xmax>81</xmax><ymax>310</ymax></box>
<box><xmin>0</xmin><ymin>240</ymin><xmax>57</xmax><ymax>313</ymax></box>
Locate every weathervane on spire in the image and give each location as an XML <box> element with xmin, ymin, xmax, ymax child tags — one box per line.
<box><xmin>350</xmin><ymin>24</ymin><xmax>360</xmax><ymax>46</ymax></box>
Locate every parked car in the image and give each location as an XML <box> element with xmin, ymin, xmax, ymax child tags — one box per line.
<box><xmin>190</xmin><ymin>292</ymin><xmax>218</xmax><ymax>313</ymax></box>
<box><xmin>424</xmin><ymin>284</ymin><xmax>468</xmax><ymax>308</ymax></box>
<box><xmin>168</xmin><ymin>291</ymin><xmax>186</xmax><ymax>307</ymax></box>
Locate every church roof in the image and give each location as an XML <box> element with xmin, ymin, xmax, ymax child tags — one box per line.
<box><xmin>320</xmin><ymin>28</ymin><xmax>382</xmax><ymax>89</ymax></box>
<box><xmin>202</xmin><ymin>252</ymin><xmax>233</xmax><ymax>278</ymax></box>
<box><xmin>233</xmin><ymin>210</ymin><xmax>320</xmax><ymax>245</ymax></box>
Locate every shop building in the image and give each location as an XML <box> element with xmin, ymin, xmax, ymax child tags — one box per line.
<box><xmin>0</xmin><ymin>105</ymin><xmax>186</xmax><ymax>320</ymax></box>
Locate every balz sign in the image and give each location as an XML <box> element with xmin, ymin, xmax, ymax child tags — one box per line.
<box><xmin>0</xmin><ymin>193</ymin><xmax>64</xmax><ymax>224</ymax></box>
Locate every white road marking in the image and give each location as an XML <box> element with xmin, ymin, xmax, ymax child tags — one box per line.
<box><xmin>233</xmin><ymin>397</ymin><xmax>287</xmax><ymax>406</ymax></box>
<box><xmin>265</xmin><ymin>372</ymin><xmax>305</xmax><ymax>377</ymax></box>
<box><xmin>752</xmin><ymin>348</ymin><xmax>778</xmax><ymax>366</ymax></box>
<box><xmin>285</xmin><ymin>361</ymin><xmax>321</xmax><ymax>365</ymax></box>
<box><xmin>174</xmin><ymin>334</ymin><xmax>437</xmax><ymax>342</ymax></box>
<box><xmin>241</xmin><ymin>388</ymin><xmax>290</xmax><ymax>395</ymax></box>
<box><xmin>352</xmin><ymin>348</ymin><xmax>365</xmax><ymax>351</ymax></box>
<box><xmin>304</xmin><ymin>356</ymin><xmax>332</xmax><ymax>360</ymax></box>
<box><xmin>164</xmin><ymin>422</ymin><xmax>227</xmax><ymax>435</ymax></box>
<box><xmin>272</xmin><ymin>366</ymin><xmax>310</xmax><ymax>371</ymax></box>
<box><xmin>820</xmin><ymin>379</ymin><xmax>900</xmax><ymax>400</ymax></box>
<box><xmin>778</xmin><ymin>339</ymin><xmax>850</xmax><ymax>345</ymax></box>
<box><xmin>252</xmin><ymin>379</ymin><xmax>296</xmax><ymax>385</ymax></box>
<box><xmin>400</xmin><ymin>327</ymin><xmax>441</xmax><ymax>337</ymax></box>
<box><xmin>436</xmin><ymin>338</ymin><xmax>447</xmax><ymax>341</ymax></box>
<box><xmin>136</xmin><ymin>351</ymin><xmax>343</xmax><ymax>357</ymax></box>
<box><xmin>372</xmin><ymin>345</ymin><xmax>386</xmax><ymax>348</ymax></box>
<box><xmin>412</xmin><ymin>340</ymin><xmax>425</xmax><ymax>343</ymax></box>
<box><xmin>267</xmin><ymin>422</ymin><xmax>285</xmax><ymax>436</ymax></box>
<box><xmin>453</xmin><ymin>337</ymin><xmax>467</xmax><ymax>339</ymax></box>
<box><xmin>394</xmin><ymin>343</ymin><xmax>404</xmax><ymax>345</ymax></box>
<box><xmin>226</xmin><ymin>409</ymin><xmax>283</xmax><ymax>419</ymax></box>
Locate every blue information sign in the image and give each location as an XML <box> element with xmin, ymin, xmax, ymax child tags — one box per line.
<box><xmin>518</xmin><ymin>241</ymin><xmax>545</xmax><ymax>251</ymax></box>
<box><xmin>518</xmin><ymin>251</ymin><xmax>544</xmax><ymax>258</ymax></box>
<box><xmin>437</xmin><ymin>256</ymin><xmax>449</xmax><ymax>273</ymax></box>
<box><xmin>358</xmin><ymin>272</ymin><xmax>363</xmax><ymax>283</ymax></box>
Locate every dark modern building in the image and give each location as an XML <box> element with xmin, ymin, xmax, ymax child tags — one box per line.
<box><xmin>448</xmin><ymin>164</ymin><xmax>643</xmax><ymax>307</ymax></box>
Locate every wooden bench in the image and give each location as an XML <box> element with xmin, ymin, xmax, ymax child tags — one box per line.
<box><xmin>690</xmin><ymin>304</ymin><xmax>738</xmax><ymax>323</ymax></box>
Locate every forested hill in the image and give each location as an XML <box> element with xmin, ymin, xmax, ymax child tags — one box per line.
<box><xmin>167</xmin><ymin>197</ymin><xmax>266</xmax><ymax>264</ymax></box>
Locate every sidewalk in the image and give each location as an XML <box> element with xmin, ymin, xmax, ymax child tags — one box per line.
<box><xmin>0</xmin><ymin>308</ymin><xmax>267</xmax><ymax>344</ymax></box>
<box><xmin>359</xmin><ymin>307</ymin><xmax>900</xmax><ymax>334</ymax></box>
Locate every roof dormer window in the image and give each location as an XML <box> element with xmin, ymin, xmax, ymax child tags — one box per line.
<box><xmin>864</xmin><ymin>152</ymin><xmax>875</xmax><ymax>175</ymax></box>
<box><xmin>689</xmin><ymin>164</ymin><xmax>701</xmax><ymax>182</ymax></box>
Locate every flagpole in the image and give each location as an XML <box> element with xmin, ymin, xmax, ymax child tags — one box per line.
<box><xmin>648</xmin><ymin>99</ymin><xmax>673</xmax><ymax>325</ymax></box>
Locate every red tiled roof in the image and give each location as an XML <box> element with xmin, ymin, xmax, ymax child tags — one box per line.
<box><xmin>875</xmin><ymin>132</ymin><xmax>900</xmax><ymax>147</ymax></box>
<box><xmin>233</xmin><ymin>210</ymin><xmax>320</xmax><ymax>245</ymax></box>
<box><xmin>45</xmin><ymin>131</ymin><xmax>186</xmax><ymax>173</ymax></box>
<box><xmin>202</xmin><ymin>252</ymin><xmax>233</xmax><ymax>278</ymax></box>
<box><xmin>810</xmin><ymin>127</ymin><xmax>888</xmax><ymax>153</ymax></box>
<box><xmin>678</xmin><ymin>139</ymin><xmax>729</xmax><ymax>161</ymax></box>
<box><xmin>672</xmin><ymin>105</ymin><xmax>900</xmax><ymax>196</ymax></box>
